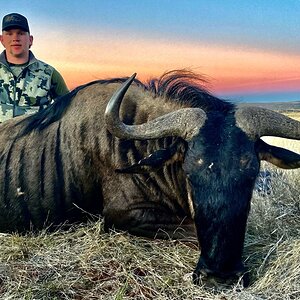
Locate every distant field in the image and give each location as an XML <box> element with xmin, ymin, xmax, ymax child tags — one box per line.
<box><xmin>285</xmin><ymin>111</ymin><xmax>300</xmax><ymax>121</ymax></box>
<box><xmin>238</xmin><ymin>100</ymin><xmax>300</xmax><ymax>113</ymax></box>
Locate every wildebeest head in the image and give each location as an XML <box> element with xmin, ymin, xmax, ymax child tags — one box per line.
<box><xmin>105</xmin><ymin>74</ymin><xmax>300</xmax><ymax>287</ymax></box>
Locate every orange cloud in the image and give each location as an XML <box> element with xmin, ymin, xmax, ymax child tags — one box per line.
<box><xmin>32</xmin><ymin>31</ymin><xmax>300</xmax><ymax>93</ymax></box>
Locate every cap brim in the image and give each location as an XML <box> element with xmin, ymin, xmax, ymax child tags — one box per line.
<box><xmin>2</xmin><ymin>25</ymin><xmax>29</xmax><ymax>32</ymax></box>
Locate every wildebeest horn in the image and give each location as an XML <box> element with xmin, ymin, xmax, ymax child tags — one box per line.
<box><xmin>235</xmin><ymin>106</ymin><xmax>300</xmax><ymax>140</ymax></box>
<box><xmin>105</xmin><ymin>73</ymin><xmax>207</xmax><ymax>141</ymax></box>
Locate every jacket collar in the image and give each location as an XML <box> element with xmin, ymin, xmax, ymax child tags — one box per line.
<box><xmin>0</xmin><ymin>50</ymin><xmax>37</xmax><ymax>67</ymax></box>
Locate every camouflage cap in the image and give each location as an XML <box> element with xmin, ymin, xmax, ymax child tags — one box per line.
<box><xmin>2</xmin><ymin>13</ymin><xmax>30</xmax><ymax>33</ymax></box>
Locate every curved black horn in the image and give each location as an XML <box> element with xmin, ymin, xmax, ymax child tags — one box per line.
<box><xmin>235</xmin><ymin>106</ymin><xmax>300</xmax><ymax>140</ymax></box>
<box><xmin>105</xmin><ymin>74</ymin><xmax>207</xmax><ymax>141</ymax></box>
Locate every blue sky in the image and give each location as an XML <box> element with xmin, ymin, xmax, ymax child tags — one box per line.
<box><xmin>2</xmin><ymin>0</ymin><xmax>300</xmax><ymax>102</ymax></box>
<box><xmin>7</xmin><ymin>0</ymin><xmax>298</xmax><ymax>52</ymax></box>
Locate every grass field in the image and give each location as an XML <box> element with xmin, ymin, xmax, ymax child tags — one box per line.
<box><xmin>0</xmin><ymin>113</ymin><xmax>299</xmax><ymax>300</ymax></box>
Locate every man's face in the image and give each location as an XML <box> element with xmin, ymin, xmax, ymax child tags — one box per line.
<box><xmin>0</xmin><ymin>28</ymin><xmax>33</xmax><ymax>60</ymax></box>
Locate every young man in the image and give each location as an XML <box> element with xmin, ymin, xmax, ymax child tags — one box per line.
<box><xmin>0</xmin><ymin>13</ymin><xmax>69</xmax><ymax>122</ymax></box>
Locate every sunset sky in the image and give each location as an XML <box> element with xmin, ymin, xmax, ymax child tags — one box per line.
<box><xmin>2</xmin><ymin>0</ymin><xmax>300</xmax><ymax>102</ymax></box>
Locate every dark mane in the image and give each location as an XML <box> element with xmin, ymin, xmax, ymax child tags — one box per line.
<box><xmin>18</xmin><ymin>70</ymin><xmax>234</xmax><ymax>135</ymax></box>
<box><xmin>17</xmin><ymin>77</ymin><xmax>144</xmax><ymax>135</ymax></box>
<box><xmin>145</xmin><ymin>69</ymin><xmax>234</xmax><ymax>112</ymax></box>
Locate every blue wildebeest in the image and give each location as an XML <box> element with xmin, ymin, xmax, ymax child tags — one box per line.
<box><xmin>0</xmin><ymin>70</ymin><xmax>299</xmax><ymax>287</ymax></box>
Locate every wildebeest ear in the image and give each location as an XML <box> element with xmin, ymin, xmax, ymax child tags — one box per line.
<box><xmin>256</xmin><ymin>139</ymin><xmax>300</xmax><ymax>169</ymax></box>
<box><xmin>116</xmin><ymin>140</ymin><xmax>185</xmax><ymax>174</ymax></box>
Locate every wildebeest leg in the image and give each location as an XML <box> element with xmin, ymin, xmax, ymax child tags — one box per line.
<box><xmin>103</xmin><ymin>203</ymin><xmax>197</xmax><ymax>242</ymax></box>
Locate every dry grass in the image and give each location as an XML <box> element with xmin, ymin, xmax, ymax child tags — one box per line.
<box><xmin>0</xmin><ymin>113</ymin><xmax>299</xmax><ymax>300</ymax></box>
<box><xmin>284</xmin><ymin>112</ymin><xmax>300</xmax><ymax>122</ymax></box>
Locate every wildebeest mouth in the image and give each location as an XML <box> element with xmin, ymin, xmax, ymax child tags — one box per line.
<box><xmin>193</xmin><ymin>259</ymin><xmax>250</xmax><ymax>288</ymax></box>
<box><xmin>193</xmin><ymin>271</ymin><xmax>250</xmax><ymax>289</ymax></box>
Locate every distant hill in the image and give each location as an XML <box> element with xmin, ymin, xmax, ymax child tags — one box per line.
<box><xmin>237</xmin><ymin>101</ymin><xmax>300</xmax><ymax>112</ymax></box>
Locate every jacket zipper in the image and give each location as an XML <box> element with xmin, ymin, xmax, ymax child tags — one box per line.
<box><xmin>12</xmin><ymin>75</ymin><xmax>17</xmax><ymax>117</ymax></box>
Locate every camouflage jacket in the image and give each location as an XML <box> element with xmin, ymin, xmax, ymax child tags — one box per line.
<box><xmin>0</xmin><ymin>51</ymin><xmax>68</xmax><ymax>122</ymax></box>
